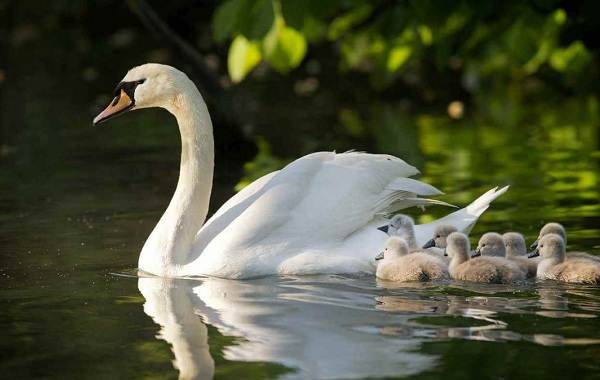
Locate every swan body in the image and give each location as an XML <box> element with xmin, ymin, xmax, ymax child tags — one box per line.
<box><xmin>95</xmin><ymin>63</ymin><xmax>509</xmax><ymax>279</ymax></box>
<box><xmin>375</xmin><ymin>237</ymin><xmax>448</xmax><ymax>281</ymax></box>
<box><xmin>447</xmin><ymin>233</ymin><xmax>526</xmax><ymax>284</ymax></box>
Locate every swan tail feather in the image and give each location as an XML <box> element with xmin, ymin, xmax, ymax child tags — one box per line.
<box><xmin>465</xmin><ymin>185</ymin><xmax>510</xmax><ymax>217</ymax></box>
<box><xmin>386</xmin><ymin>177</ymin><xmax>444</xmax><ymax>196</ymax></box>
<box><xmin>374</xmin><ymin>178</ymin><xmax>456</xmax><ymax>216</ymax></box>
<box><xmin>406</xmin><ymin>198</ymin><xmax>459</xmax><ymax>209</ymax></box>
<box><xmin>411</xmin><ymin>185</ymin><xmax>510</xmax><ymax>246</ymax></box>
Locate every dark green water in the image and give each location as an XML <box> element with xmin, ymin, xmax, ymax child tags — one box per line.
<box><xmin>1</xmin><ymin>91</ymin><xmax>599</xmax><ymax>379</ymax></box>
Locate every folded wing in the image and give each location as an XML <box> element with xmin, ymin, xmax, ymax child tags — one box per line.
<box><xmin>194</xmin><ymin>152</ymin><xmax>449</xmax><ymax>258</ymax></box>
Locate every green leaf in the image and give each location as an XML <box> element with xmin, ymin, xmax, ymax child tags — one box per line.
<box><xmin>212</xmin><ymin>0</ymin><xmax>273</xmax><ymax>42</ymax></box>
<box><xmin>263</xmin><ymin>19</ymin><xmax>307</xmax><ymax>73</ymax></box>
<box><xmin>418</xmin><ymin>25</ymin><xmax>433</xmax><ymax>46</ymax></box>
<box><xmin>550</xmin><ymin>41</ymin><xmax>591</xmax><ymax>73</ymax></box>
<box><xmin>212</xmin><ymin>0</ymin><xmax>245</xmax><ymax>43</ymax></box>
<box><xmin>327</xmin><ymin>4</ymin><xmax>372</xmax><ymax>40</ymax></box>
<box><xmin>387</xmin><ymin>45</ymin><xmax>412</xmax><ymax>72</ymax></box>
<box><xmin>228</xmin><ymin>35</ymin><xmax>262</xmax><ymax>83</ymax></box>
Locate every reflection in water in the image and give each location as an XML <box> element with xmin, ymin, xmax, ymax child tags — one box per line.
<box><xmin>138</xmin><ymin>278</ymin><xmax>215</xmax><ymax>379</ymax></box>
<box><xmin>138</xmin><ymin>275</ymin><xmax>600</xmax><ymax>379</ymax></box>
<box><xmin>138</xmin><ymin>276</ymin><xmax>436</xmax><ymax>379</ymax></box>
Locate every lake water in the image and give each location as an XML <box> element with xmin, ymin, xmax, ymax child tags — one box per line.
<box><xmin>1</xmin><ymin>92</ymin><xmax>599</xmax><ymax>379</ymax></box>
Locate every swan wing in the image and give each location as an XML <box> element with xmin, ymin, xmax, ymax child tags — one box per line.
<box><xmin>193</xmin><ymin>170</ymin><xmax>279</xmax><ymax>253</ymax></box>
<box><xmin>193</xmin><ymin>152</ymin><xmax>446</xmax><ymax>264</ymax></box>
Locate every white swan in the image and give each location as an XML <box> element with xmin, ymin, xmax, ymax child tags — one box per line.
<box><xmin>94</xmin><ymin>63</ymin><xmax>508</xmax><ymax>279</ymax></box>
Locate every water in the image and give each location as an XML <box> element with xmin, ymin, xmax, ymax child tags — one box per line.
<box><xmin>1</xmin><ymin>106</ymin><xmax>599</xmax><ymax>378</ymax></box>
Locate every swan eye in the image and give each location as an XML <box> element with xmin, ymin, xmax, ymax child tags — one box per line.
<box><xmin>482</xmin><ymin>244</ymin><xmax>486</xmax><ymax>247</ymax></box>
<box><xmin>436</xmin><ymin>235</ymin><xmax>440</xmax><ymax>238</ymax></box>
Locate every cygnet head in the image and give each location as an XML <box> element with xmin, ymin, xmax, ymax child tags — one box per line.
<box><xmin>445</xmin><ymin>232</ymin><xmax>471</xmax><ymax>261</ymax></box>
<box><xmin>389</xmin><ymin>214</ymin><xmax>414</xmax><ymax>230</ymax></box>
<box><xmin>531</xmin><ymin>222</ymin><xmax>567</xmax><ymax>250</ymax></box>
<box><xmin>387</xmin><ymin>214</ymin><xmax>416</xmax><ymax>246</ymax></box>
<box><xmin>529</xmin><ymin>233</ymin><xmax>565</xmax><ymax>262</ymax></box>
<box><xmin>375</xmin><ymin>237</ymin><xmax>410</xmax><ymax>261</ymax></box>
<box><xmin>473</xmin><ymin>232</ymin><xmax>505</xmax><ymax>258</ymax></box>
<box><xmin>422</xmin><ymin>224</ymin><xmax>458</xmax><ymax>249</ymax></box>
<box><xmin>94</xmin><ymin>63</ymin><xmax>193</xmax><ymax>125</ymax></box>
<box><xmin>503</xmin><ymin>232</ymin><xmax>527</xmax><ymax>257</ymax></box>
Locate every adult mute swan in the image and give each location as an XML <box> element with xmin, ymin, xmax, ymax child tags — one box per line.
<box><xmin>93</xmin><ymin>63</ymin><xmax>508</xmax><ymax>279</ymax></box>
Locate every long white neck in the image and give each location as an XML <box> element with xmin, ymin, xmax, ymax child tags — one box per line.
<box><xmin>139</xmin><ymin>81</ymin><xmax>214</xmax><ymax>276</ymax></box>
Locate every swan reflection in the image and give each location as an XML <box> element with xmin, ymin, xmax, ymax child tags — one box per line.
<box><xmin>138</xmin><ymin>275</ymin><xmax>436</xmax><ymax>379</ymax></box>
<box><xmin>138</xmin><ymin>278</ymin><xmax>215</xmax><ymax>380</ymax></box>
<box><xmin>137</xmin><ymin>276</ymin><xmax>600</xmax><ymax>379</ymax></box>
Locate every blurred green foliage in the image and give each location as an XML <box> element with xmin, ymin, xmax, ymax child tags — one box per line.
<box><xmin>213</xmin><ymin>0</ymin><xmax>598</xmax><ymax>93</ymax></box>
<box><xmin>208</xmin><ymin>0</ymin><xmax>600</xmax><ymax>189</ymax></box>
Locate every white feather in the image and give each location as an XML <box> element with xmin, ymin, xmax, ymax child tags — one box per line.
<box><xmin>105</xmin><ymin>64</ymin><xmax>508</xmax><ymax>279</ymax></box>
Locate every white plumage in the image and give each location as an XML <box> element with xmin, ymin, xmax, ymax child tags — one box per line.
<box><xmin>95</xmin><ymin>63</ymin><xmax>509</xmax><ymax>279</ymax></box>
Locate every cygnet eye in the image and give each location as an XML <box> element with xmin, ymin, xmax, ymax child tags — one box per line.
<box><xmin>436</xmin><ymin>235</ymin><xmax>440</xmax><ymax>238</ymax></box>
<box><xmin>482</xmin><ymin>244</ymin><xmax>486</xmax><ymax>247</ymax></box>
<box><xmin>540</xmin><ymin>244</ymin><xmax>544</xmax><ymax>248</ymax></box>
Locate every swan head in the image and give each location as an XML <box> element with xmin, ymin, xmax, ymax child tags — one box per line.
<box><xmin>93</xmin><ymin>63</ymin><xmax>190</xmax><ymax>125</ymax></box>
<box><xmin>502</xmin><ymin>232</ymin><xmax>527</xmax><ymax>257</ymax></box>
<box><xmin>375</xmin><ymin>237</ymin><xmax>409</xmax><ymax>261</ymax></box>
<box><xmin>422</xmin><ymin>224</ymin><xmax>457</xmax><ymax>249</ymax></box>
<box><xmin>529</xmin><ymin>233</ymin><xmax>565</xmax><ymax>262</ymax></box>
<box><xmin>473</xmin><ymin>232</ymin><xmax>505</xmax><ymax>258</ymax></box>
<box><xmin>531</xmin><ymin>222</ymin><xmax>566</xmax><ymax>250</ymax></box>
<box><xmin>445</xmin><ymin>232</ymin><xmax>470</xmax><ymax>261</ymax></box>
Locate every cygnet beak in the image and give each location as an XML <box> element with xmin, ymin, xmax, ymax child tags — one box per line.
<box><xmin>528</xmin><ymin>248</ymin><xmax>540</xmax><ymax>259</ymax></box>
<box><xmin>471</xmin><ymin>248</ymin><xmax>481</xmax><ymax>258</ymax></box>
<box><xmin>530</xmin><ymin>238</ymin><xmax>539</xmax><ymax>250</ymax></box>
<box><xmin>422</xmin><ymin>239</ymin><xmax>436</xmax><ymax>249</ymax></box>
<box><xmin>377</xmin><ymin>225</ymin><xmax>389</xmax><ymax>234</ymax></box>
<box><xmin>375</xmin><ymin>252</ymin><xmax>384</xmax><ymax>261</ymax></box>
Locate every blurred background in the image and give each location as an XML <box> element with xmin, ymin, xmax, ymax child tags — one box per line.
<box><xmin>2</xmin><ymin>0</ymin><xmax>599</xmax><ymax>197</ymax></box>
<box><xmin>1</xmin><ymin>1</ymin><xmax>600</xmax><ymax>378</ymax></box>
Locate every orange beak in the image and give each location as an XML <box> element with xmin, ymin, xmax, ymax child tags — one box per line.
<box><xmin>93</xmin><ymin>89</ymin><xmax>134</xmax><ymax>125</ymax></box>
